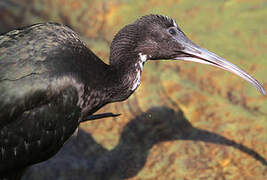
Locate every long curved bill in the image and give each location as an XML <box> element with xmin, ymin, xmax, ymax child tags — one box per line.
<box><xmin>174</xmin><ymin>35</ymin><xmax>266</xmax><ymax>95</ymax></box>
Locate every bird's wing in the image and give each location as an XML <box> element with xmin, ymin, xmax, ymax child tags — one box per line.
<box><xmin>0</xmin><ymin>23</ymin><xmax>87</xmax><ymax>174</ymax></box>
<box><xmin>0</xmin><ymin>85</ymin><xmax>81</xmax><ymax>175</ymax></box>
<box><xmin>0</xmin><ymin>22</ymin><xmax>85</xmax><ymax>128</ymax></box>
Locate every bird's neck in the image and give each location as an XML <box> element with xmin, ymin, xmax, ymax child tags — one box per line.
<box><xmin>108</xmin><ymin>53</ymin><xmax>148</xmax><ymax>102</ymax></box>
<box><xmin>78</xmin><ymin>54</ymin><xmax>147</xmax><ymax>118</ymax></box>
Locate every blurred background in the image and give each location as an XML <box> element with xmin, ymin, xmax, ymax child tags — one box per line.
<box><xmin>1</xmin><ymin>0</ymin><xmax>266</xmax><ymax>179</ymax></box>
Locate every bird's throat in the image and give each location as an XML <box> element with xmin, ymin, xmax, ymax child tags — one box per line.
<box><xmin>108</xmin><ymin>53</ymin><xmax>148</xmax><ymax>102</ymax></box>
<box><xmin>131</xmin><ymin>53</ymin><xmax>147</xmax><ymax>91</ymax></box>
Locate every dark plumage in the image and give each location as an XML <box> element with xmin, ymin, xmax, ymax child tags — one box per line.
<box><xmin>0</xmin><ymin>14</ymin><xmax>265</xmax><ymax>179</ymax></box>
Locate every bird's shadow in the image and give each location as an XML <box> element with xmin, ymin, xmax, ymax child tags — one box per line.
<box><xmin>23</xmin><ymin>106</ymin><xmax>266</xmax><ymax>180</ymax></box>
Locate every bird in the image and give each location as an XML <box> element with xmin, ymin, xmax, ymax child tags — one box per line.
<box><xmin>0</xmin><ymin>14</ymin><xmax>265</xmax><ymax>179</ymax></box>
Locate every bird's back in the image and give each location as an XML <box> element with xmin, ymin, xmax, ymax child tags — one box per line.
<box><xmin>0</xmin><ymin>23</ymin><xmax>82</xmax><ymax>127</ymax></box>
<box><xmin>0</xmin><ymin>23</ymin><xmax>107</xmax><ymax>178</ymax></box>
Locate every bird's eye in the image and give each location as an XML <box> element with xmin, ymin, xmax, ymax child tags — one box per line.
<box><xmin>168</xmin><ymin>28</ymin><xmax>177</xmax><ymax>36</ymax></box>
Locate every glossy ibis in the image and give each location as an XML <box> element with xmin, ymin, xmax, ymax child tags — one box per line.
<box><xmin>0</xmin><ymin>14</ymin><xmax>265</xmax><ymax>179</ymax></box>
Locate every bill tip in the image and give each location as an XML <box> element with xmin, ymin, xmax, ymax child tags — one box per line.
<box><xmin>258</xmin><ymin>85</ymin><xmax>266</xmax><ymax>95</ymax></box>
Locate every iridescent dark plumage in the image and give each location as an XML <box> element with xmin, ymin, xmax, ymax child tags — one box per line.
<box><xmin>0</xmin><ymin>14</ymin><xmax>265</xmax><ymax>179</ymax></box>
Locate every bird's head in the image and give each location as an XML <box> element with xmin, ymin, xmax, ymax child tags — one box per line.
<box><xmin>110</xmin><ymin>14</ymin><xmax>265</xmax><ymax>95</ymax></box>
